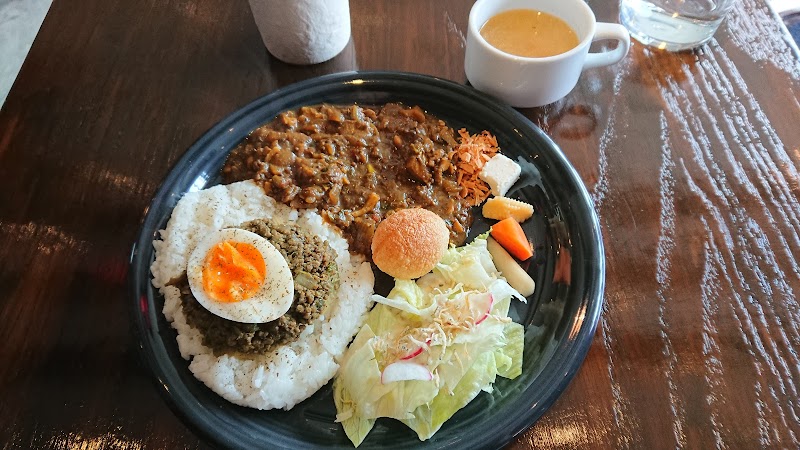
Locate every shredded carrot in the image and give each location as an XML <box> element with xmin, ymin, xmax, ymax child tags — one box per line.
<box><xmin>452</xmin><ymin>129</ymin><xmax>499</xmax><ymax>206</ymax></box>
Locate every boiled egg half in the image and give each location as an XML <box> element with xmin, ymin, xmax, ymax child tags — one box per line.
<box><xmin>186</xmin><ymin>227</ymin><xmax>294</xmax><ymax>323</ymax></box>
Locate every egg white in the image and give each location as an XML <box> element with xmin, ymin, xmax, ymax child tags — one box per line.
<box><xmin>186</xmin><ymin>227</ymin><xmax>294</xmax><ymax>323</ymax></box>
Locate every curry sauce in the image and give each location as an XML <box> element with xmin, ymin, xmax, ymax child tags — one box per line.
<box><xmin>221</xmin><ymin>103</ymin><xmax>473</xmax><ymax>257</ymax></box>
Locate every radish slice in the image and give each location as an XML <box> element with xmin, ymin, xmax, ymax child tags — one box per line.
<box><xmin>468</xmin><ymin>292</ymin><xmax>494</xmax><ymax>325</ymax></box>
<box><xmin>400</xmin><ymin>338</ymin><xmax>432</xmax><ymax>360</ymax></box>
<box><xmin>400</xmin><ymin>346</ymin><xmax>424</xmax><ymax>360</ymax></box>
<box><xmin>381</xmin><ymin>362</ymin><xmax>433</xmax><ymax>384</ymax></box>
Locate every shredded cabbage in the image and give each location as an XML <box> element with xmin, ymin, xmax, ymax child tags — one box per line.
<box><xmin>333</xmin><ymin>235</ymin><xmax>525</xmax><ymax>446</ymax></box>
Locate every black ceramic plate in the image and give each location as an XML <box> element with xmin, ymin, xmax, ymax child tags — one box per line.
<box><xmin>129</xmin><ymin>71</ymin><xmax>605</xmax><ymax>450</ymax></box>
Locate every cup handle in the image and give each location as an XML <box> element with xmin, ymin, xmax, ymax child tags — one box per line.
<box><xmin>583</xmin><ymin>23</ymin><xmax>630</xmax><ymax>70</ymax></box>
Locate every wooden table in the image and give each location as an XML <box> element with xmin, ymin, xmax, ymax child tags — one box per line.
<box><xmin>2</xmin><ymin>0</ymin><xmax>799</xmax><ymax>448</ymax></box>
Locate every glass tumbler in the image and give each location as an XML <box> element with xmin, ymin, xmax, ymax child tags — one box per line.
<box><xmin>619</xmin><ymin>0</ymin><xmax>737</xmax><ymax>51</ymax></box>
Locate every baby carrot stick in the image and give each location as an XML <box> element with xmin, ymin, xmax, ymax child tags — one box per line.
<box><xmin>490</xmin><ymin>217</ymin><xmax>533</xmax><ymax>261</ymax></box>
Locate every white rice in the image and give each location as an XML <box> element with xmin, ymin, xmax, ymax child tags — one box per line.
<box><xmin>151</xmin><ymin>180</ymin><xmax>375</xmax><ymax>410</ymax></box>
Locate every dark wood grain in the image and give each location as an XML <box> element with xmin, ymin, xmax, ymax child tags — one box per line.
<box><xmin>1</xmin><ymin>0</ymin><xmax>799</xmax><ymax>448</ymax></box>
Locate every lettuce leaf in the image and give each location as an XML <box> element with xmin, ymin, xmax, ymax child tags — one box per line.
<box><xmin>402</xmin><ymin>351</ymin><xmax>499</xmax><ymax>440</ymax></box>
<box><xmin>334</xmin><ymin>235</ymin><xmax>526</xmax><ymax>446</ymax></box>
<box><xmin>496</xmin><ymin>322</ymin><xmax>524</xmax><ymax>379</ymax></box>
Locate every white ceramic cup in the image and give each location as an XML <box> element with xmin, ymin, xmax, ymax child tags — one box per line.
<box><xmin>465</xmin><ymin>0</ymin><xmax>631</xmax><ymax>108</ymax></box>
<box><xmin>248</xmin><ymin>0</ymin><xmax>351</xmax><ymax>65</ymax></box>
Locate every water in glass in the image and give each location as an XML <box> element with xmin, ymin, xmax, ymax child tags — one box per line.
<box><xmin>620</xmin><ymin>0</ymin><xmax>736</xmax><ymax>51</ymax></box>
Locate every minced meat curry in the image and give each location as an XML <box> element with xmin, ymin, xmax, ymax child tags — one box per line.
<box><xmin>179</xmin><ymin>219</ymin><xmax>339</xmax><ymax>356</ymax></box>
<box><xmin>221</xmin><ymin>103</ymin><xmax>474</xmax><ymax>257</ymax></box>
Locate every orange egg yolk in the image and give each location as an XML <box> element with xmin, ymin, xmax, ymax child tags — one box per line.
<box><xmin>202</xmin><ymin>240</ymin><xmax>267</xmax><ymax>303</ymax></box>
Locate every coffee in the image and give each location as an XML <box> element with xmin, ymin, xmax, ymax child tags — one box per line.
<box><xmin>480</xmin><ymin>9</ymin><xmax>579</xmax><ymax>58</ymax></box>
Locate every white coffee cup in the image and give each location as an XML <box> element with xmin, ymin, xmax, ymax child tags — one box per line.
<box><xmin>465</xmin><ymin>0</ymin><xmax>630</xmax><ymax>108</ymax></box>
